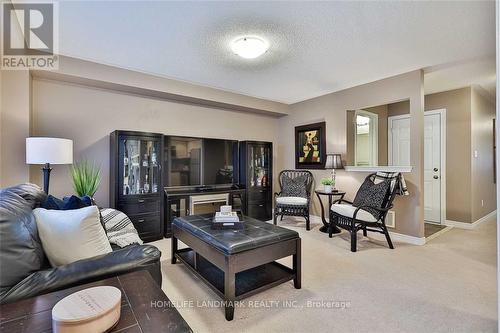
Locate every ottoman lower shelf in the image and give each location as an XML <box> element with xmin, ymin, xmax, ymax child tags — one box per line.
<box><xmin>176</xmin><ymin>248</ymin><xmax>295</xmax><ymax>300</ymax></box>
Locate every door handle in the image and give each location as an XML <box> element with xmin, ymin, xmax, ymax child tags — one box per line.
<box><xmin>433</xmin><ymin>168</ymin><xmax>438</xmax><ymax>172</ymax></box>
<box><xmin>138</xmin><ymin>199</ymin><xmax>145</xmax><ymax>203</ymax></box>
<box><xmin>433</xmin><ymin>175</ymin><xmax>439</xmax><ymax>179</ymax></box>
<box><xmin>137</xmin><ymin>219</ymin><xmax>145</xmax><ymax>223</ymax></box>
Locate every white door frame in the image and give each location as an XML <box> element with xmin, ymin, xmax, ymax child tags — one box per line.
<box><xmin>388</xmin><ymin>109</ymin><xmax>447</xmax><ymax>224</ymax></box>
<box><xmin>354</xmin><ymin>110</ymin><xmax>379</xmax><ymax>166</ymax></box>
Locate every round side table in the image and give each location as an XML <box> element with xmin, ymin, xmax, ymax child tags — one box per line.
<box><xmin>314</xmin><ymin>189</ymin><xmax>346</xmax><ymax>233</ymax></box>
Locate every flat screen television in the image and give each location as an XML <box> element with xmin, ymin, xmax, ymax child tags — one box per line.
<box><xmin>164</xmin><ymin>136</ymin><xmax>238</xmax><ymax>188</ymax></box>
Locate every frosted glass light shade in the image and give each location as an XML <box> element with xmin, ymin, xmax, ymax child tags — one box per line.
<box><xmin>26</xmin><ymin>137</ymin><xmax>73</xmax><ymax>165</ymax></box>
<box><xmin>231</xmin><ymin>36</ymin><xmax>269</xmax><ymax>59</ymax></box>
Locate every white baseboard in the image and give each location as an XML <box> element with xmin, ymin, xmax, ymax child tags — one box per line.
<box><xmin>271</xmin><ymin>214</ymin><xmax>451</xmax><ymax>246</ymax></box>
<box><xmin>367</xmin><ymin>230</ymin><xmax>426</xmax><ymax>246</ymax></box>
<box><xmin>425</xmin><ymin>226</ymin><xmax>453</xmax><ymax>242</ymax></box>
<box><xmin>308</xmin><ymin>214</ymin><xmax>426</xmax><ymax>246</ymax></box>
<box><xmin>445</xmin><ymin>210</ymin><xmax>497</xmax><ymax>230</ymax></box>
<box><xmin>444</xmin><ymin>220</ymin><xmax>475</xmax><ymax>230</ymax></box>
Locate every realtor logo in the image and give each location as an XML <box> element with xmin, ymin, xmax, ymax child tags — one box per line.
<box><xmin>1</xmin><ymin>1</ymin><xmax>58</xmax><ymax>70</ymax></box>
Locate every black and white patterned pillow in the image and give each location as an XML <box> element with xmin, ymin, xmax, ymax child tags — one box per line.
<box><xmin>281</xmin><ymin>175</ymin><xmax>308</xmax><ymax>198</ymax></box>
<box><xmin>353</xmin><ymin>178</ymin><xmax>391</xmax><ymax>219</ymax></box>
<box><xmin>100</xmin><ymin>208</ymin><xmax>143</xmax><ymax>247</ymax></box>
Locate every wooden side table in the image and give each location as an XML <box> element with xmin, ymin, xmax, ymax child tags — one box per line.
<box><xmin>314</xmin><ymin>189</ymin><xmax>346</xmax><ymax>233</ymax></box>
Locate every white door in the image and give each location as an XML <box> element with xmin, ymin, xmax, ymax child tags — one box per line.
<box><xmin>388</xmin><ymin>113</ymin><xmax>443</xmax><ymax>224</ymax></box>
<box><xmin>423</xmin><ymin>113</ymin><xmax>442</xmax><ymax>223</ymax></box>
<box><xmin>388</xmin><ymin>117</ymin><xmax>411</xmax><ymax>166</ymax></box>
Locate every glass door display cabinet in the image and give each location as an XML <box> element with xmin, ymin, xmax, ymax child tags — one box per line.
<box><xmin>110</xmin><ymin>130</ymin><xmax>164</xmax><ymax>242</ymax></box>
<box><xmin>239</xmin><ymin>141</ymin><xmax>273</xmax><ymax>221</ymax></box>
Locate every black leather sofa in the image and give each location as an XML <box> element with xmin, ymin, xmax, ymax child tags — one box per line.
<box><xmin>0</xmin><ymin>183</ymin><xmax>162</xmax><ymax>304</ymax></box>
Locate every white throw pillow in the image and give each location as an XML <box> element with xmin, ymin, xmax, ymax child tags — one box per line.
<box><xmin>33</xmin><ymin>206</ymin><xmax>112</xmax><ymax>267</ymax></box>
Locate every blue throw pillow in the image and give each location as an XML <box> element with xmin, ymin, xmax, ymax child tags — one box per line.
<box><xmin>41</xmin><ymin>195</ymin><xmax>92</xmax><ymax>210</ymax></box>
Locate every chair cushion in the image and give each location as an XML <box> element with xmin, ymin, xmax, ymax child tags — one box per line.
<box><xmin>331</xmin><ymin>204</ymin><xmax>378</xmax><ymax>223</ymax></box>
<box><xmin>352</xmin><ymin>178</ymin><xmax>391</xmax><ymax>219</ymax></box>
<box><xmin>173</xmin><ymin>215</ymin><xmax>299</xmax><ymax>255</ymax></box>
<box><xmin>281</xmin><ymin>174</ymin><xmax>308</xmax><ymax>197</ymax></box>
<box><xmin>276</xmin><ymin>196</ymin><xmax>308</xmax><ymax>206</ymax></box>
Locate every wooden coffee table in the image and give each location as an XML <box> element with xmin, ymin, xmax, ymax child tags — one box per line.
<box><xmin>0</xmin><ymin>270</ymin><xmax>192</xmax><ymax>333</ymax></box>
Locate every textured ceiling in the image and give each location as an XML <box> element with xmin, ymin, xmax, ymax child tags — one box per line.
<box><xmin>424</xmin><ymin>57</ymin><xmax>496</xmax><ymax>97</ymax></box>
<box><xmin>57</xmin><ymin>1</ymin><xmax>496</xmax><ymax>104</ymax></box>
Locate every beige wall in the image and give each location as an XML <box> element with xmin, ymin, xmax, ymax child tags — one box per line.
<box><xmin>471</xmin><ymin>86</ymin><xmax>496</xmax><ymax>221</ymax></box>
<box><xmin>31</xmin><ymin>78</ymin><xmax>279</xmax><ymax>206</ymax></box>
<box><xmin>277</xmin><ymin>70</ymin><xmax>425</xmax><ymax>238</ymax></box>
<box><xmin>0</xmin><ymin>70</ymin><xmax>31</xmax><ymax>187</ymax></box>
<box><xmin>387</xmin><ymin>100</ymin><xmax>411</xmax><ymax>117</ymax></box>
<box><xmin>34</xmin><ymin>56</ymin><xmax>289</xmax><ymax>117</ymax></box>
<box><xmin>387</xmin><ymin>87</ymin><xmax>496</xmax><ymax>223</ymax></box>
<box><xmin>364</xmin><ymin>105</ymin><xmax>388</xmax><ymax>166</ymax></box>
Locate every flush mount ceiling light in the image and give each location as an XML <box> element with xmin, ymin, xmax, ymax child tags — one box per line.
<box><xmin>231</xmin><ymin>36</ymin><xmax>269</xmax><ymax>59</ymax></box>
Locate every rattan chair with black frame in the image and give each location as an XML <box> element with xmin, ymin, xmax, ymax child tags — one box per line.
<box><xmin>273</xmin><ymin>170</ymin><xmax>314</xmax><ymax>230</ymax></box>
<box><xmin>329</xmin><ymin>172</ymin><xmax>401</xmax><ymax>252</ymax></box>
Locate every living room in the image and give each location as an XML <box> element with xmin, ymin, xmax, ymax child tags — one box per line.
<box><xmin>1</xmin><ymin>1</ymin><xmax>499</xmax><ymax>332</ymax></box>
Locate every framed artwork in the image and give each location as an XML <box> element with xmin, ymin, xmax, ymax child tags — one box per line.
<box><xmin>295</xmin><ymin>121</ymin><xmax>326</xmax><ymax>169</ymax></box>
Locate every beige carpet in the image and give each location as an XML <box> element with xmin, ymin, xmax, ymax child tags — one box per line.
<box><xmin>151</xmin><ymin>216</ymin><xmax>497</xmax><ymax>333</ymax></box>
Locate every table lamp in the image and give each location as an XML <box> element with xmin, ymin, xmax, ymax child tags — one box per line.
<box><xmin>325</xmin><ymin>153</ymin><xmax>343</xmax><ymax>192</ymax></box>
<box><xmin>26</xmin><ymin>137</ymin><xmax>73</xmax><ymax>194</ymax></box>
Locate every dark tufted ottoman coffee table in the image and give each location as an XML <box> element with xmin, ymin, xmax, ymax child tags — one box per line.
<box><xmin>171</xmin><ymin>215</ymin><xmax>301</xmax><ymax>321</ymax></box>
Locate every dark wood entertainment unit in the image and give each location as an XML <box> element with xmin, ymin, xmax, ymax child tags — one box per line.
<box><xmin>164</xmin><ymin>186</ymin><xmax>246</xmax><ymax>237</ymax></box>
<box><xmin>110</xmin><ymin>130</ymin><xmax>273</xmax><ymax>241</ymax></box>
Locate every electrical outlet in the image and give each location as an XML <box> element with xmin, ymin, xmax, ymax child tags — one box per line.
<box><xmin>481</xmin><ymin>200</ymin><xmax>484</xmax><ymax>207</ymax></box>
<box><xmin>474</xmin><ymin>150</ymin><xmax>478</xmax><ymax>158</ymax></box>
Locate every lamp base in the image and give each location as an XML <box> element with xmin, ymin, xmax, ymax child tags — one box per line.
<box><xmin>42</xmin><ymin>163</ymin><xmax>52</xmax><ymax>194</ymax></box>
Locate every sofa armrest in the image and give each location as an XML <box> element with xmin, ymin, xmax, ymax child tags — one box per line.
<box><xmin>1</xmin><ymin>244</ymin><xmax>161</xmax><ymax>304</ymax></box>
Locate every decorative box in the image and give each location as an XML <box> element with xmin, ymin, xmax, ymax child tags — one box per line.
<box><xmin>52</xmin><ymin>286</ymin><xmax>121</xmax><ymax>333</ymax></box>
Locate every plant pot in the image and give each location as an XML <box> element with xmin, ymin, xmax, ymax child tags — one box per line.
<box><xmin>324</xmin><ymin>185</ymin><xmax>333</xmax><ymax>193</ymax></box>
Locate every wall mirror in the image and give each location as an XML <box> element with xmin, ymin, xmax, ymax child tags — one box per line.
<box><xmin>346</xmin><ymin>99</ymin><xmax>410</xmax><ymax>167</ymax></box>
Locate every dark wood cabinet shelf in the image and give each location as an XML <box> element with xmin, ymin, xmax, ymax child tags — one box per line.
<box><xmin>239</xmin><ymin>141</ymin><xmax>273</xmax><ymax>221</ymax></box>
<box><xmin>110</xmin><ymin>130</ymin><xmax>164</xmax><ymax>242</ymax></box>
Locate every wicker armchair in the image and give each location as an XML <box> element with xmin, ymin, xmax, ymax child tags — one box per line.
<box><xmin>329</xmin><ymin>172</ymin><xmax>400</xmax><ymax>252</ymax></box>
<box><xmin>274</xmin><ymin>170</ymin><xmax>314</xmax><ymax>230</ymax></box>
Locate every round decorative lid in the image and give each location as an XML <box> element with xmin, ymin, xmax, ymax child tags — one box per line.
<box><xmin>52</xmin><ymin>286</ymin><xmax>121</xmax><ymax>323</ymax></box>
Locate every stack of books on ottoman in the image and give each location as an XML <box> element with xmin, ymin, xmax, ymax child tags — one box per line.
<box><xmin>212</xmin><ymin>206</ymin><xmax>244</xmax><ymax>230</ymax></box>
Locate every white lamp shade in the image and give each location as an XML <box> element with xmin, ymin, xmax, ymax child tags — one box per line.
<box><xmin>26</xmin><ymin>137</ymin><xmax>73</xmax><ymax>165</ymax></box>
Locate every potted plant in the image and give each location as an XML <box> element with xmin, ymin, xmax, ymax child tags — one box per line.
<box><xmin>321</xmin><ymin>177</ymin><xmax>335</xmax><ymax>193</ymax></box>
<box><xmin>70</xmin><ymin>160</ymin><xmax>101</xmax><ymax>204</ymax></box>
